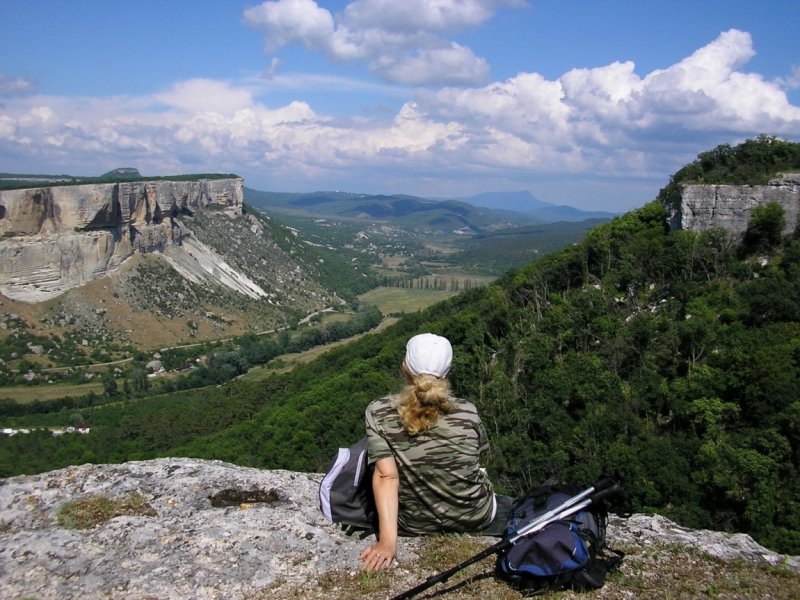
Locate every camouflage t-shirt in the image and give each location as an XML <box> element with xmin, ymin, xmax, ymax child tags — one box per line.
<box><xmin>365</xmin><ymin>396</ymin><xmax>495</xmax><ymax>535</ymax></box>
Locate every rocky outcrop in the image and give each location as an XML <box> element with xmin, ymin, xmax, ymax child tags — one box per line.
<box><xmin>608</xmin><ymin>514</ymin><xmax>800</xmax><ymax>571</ymax></box>
<box><xmin>0</xmin><ymin>458</ymin><xmax>422</xmax><ymax>600</ymax></box>
<box><xmin>0</xmin><ymin>179</ymin><xmax>243</xmax><ymax>302</ymax></box>
<box><xmin>666</xmin><ymin>174</ymin><xmax>800</xmax><ymax>237</ymax></box>
<box><xmin>0</xmin><ymin>458</ymin><xmax>797</xmax><ymax>600</ymax></box>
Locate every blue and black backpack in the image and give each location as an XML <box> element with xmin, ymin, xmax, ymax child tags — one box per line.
<box><xmin>496</xmin><ymin>484</ymin><xmax>624</xmax><ymax>593</ymax></box>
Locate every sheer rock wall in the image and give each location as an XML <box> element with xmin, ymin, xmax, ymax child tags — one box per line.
<box><xmin>666</xmin><ymin>174</ymin><xmax>800</xmax><ymax>237</ymax></box>
<box><xmin>0</xmin><ymin>179</ymin><xmax>243</xmax><ymax>302</ymax></box>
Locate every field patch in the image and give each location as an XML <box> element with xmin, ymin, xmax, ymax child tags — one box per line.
<box><xmin>0</xmin><ymin>382</ymin><xmax>104</xmax><ymax>403</ymax></box>
<box><xmin>358</xmin><ymin>287</ymin><xmax>458</xmax><ymax>314</ymax></box>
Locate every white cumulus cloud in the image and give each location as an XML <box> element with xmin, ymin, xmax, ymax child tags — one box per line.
<box><xmin>243</xmin><ymin>0</ymin><xmax>522</xmax><ymax>85</ymax></box>
<box><xmin>155</xmin><ymin>79</ymin><xmax>255</xmax><ymax>116</ymax></box>
<box><xmin>245</xmin><ymin>0</ymin><xmax>336</xmax><ymax>53</ymax></box>
<box><xmin>418</xmin><ymin>29</ymin><xmax>800</xmax><ymax>175</ymax></box>
<box><xmin>0</xmin><ymin>30</ymin><xmax>798</xmax><ymax>205</ymax></box>
<box><xmin>371</xmin><ymin>43</ymin><xmax>489</xmax><ymax>86</ymax></box>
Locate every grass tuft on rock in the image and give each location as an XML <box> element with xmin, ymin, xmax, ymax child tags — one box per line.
<box><xmin>56</xmin><ymin>493</ymin><xmax>157</xmax><ymax>529</ymax></box>
<box><xmin>254</xmin><ymin>535</ymin><xmax>800</xmax><ymax>600</ymax></box>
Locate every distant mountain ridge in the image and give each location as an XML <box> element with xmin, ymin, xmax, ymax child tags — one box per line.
<box><xmin>244</xmin><ymin>188</ymin><xmax>541</xmax><ymax>235</ymax></box>
<box><xmin>245</xmin><ymin>187</ymin><xmax>616</xmax><ymax>238</ymax></box>
<box><xmin>101</xmin><ymin>167</ymin><xmax>141</xmax><ymax>179</ymax></box>
<box><xmin>444</xmin><ymin>190</ymin><xmax>556</xmax><ymax>211</ymax></box>
<box><xmin>433</xmin><ymin>190</ymin><xmax>620</xmax><ymax>222</ymax></box>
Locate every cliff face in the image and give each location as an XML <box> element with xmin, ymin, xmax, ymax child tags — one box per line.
<box><xmin>666</xmin><ymin>174</ymin><xmax>800</xmax><ymax>236</ymax></box>
<box><xmin>0</xmin><ymin>179</ymin><xmax>243</xmax><ymax>302</ymax></box>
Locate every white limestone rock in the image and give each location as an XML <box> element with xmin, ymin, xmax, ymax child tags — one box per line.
<box><xmin>0</xmin><ymin>184</ymin><xmax>118</xmax><ymax>236</ymax></box>
<box><xmin>608</xmin><ymin>513</ymin><xmax>800</xmax><ymax>572</ymax></box>
<box><xmin>1</xmin><ymin>459</ymin><xmax>797</xmax><ymax>600</ymax></box>
<box><xmin>0</xmin><ymin>458</ymin><xmax>421</xmax><ymax>600</ymax></box>
<box><xmin>0</xmin><ymin>178</ymin><xmax>243</xmax><ymax>302</ymax></box>
<box><xmin>0</xmin><ymin>230</ymin><xmax>129</xmax><ymax>303</ymax></box>
<box><xmin>248</xmin><ymin>214</ymin><xmax>264</xmax><ymax>237</ymax></box>
<box><xmin>667</xmin><ymin>174</ymin><xmax>800</xmax><ymax>237</ymax></box>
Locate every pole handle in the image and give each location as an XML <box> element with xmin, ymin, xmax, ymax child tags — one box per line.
<box><xmin>590</xmin><ymin>482</ymin><xmax>621</xmax><ymax>504</ymax></box>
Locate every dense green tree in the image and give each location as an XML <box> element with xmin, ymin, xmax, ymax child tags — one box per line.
<box><xmin>102</xmin><ymin>372</ymin><xmax>118</xmax><ymax>398</ymax></box>
<box><xmin>129</xmin><ymin>368</ymin><xmax>149</xmax><ymax>395</ymax></box>
<box><xmin>743</xmin><ymin>202</ymin><xmax>786</xmax><ymax>251</ymax></box>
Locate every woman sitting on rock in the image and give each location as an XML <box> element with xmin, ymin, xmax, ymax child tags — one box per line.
<box><xmin>358</xmin><ymin>333</ymin><xmax>511</xmax><ymax>571</ymax></box>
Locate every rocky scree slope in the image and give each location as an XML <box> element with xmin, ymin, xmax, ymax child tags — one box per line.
<box><xmin>0</xmin><ymin>459</ymin><xmax>798</xmax><ymax>600</ymax></box>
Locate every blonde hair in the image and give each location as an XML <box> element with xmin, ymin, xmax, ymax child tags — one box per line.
<box><xmin>394</xmin><ymin>363</ymin><xmax>454</xmax><ymax>436</ymax></box>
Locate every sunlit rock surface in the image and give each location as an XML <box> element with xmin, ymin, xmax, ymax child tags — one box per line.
<box><xmin>163</xmin><ymin>237</ymin><xmax>268</xmax><ymax>300</ymax></box>
<box><xmin>667</xmin><ymin>174</ymin><xmax>800</xmax><ymax>237</ymax></box>
<box><xmin>608</xmin><ymin>514</ymin><xmax>800</xmax><ymax>571</ymax></box>
<box><xmin>0</xmin><ymin>179</ymin><xmax>243</xmax><ymax>302</ymax></box>
<box><xmin>0</xmin><ymin>458</ymin><xmax>422</xmax><ymax>600</ymax></box>
<box><xmin>0</xmin><ymin>458</ymin><xmax>797</xmax><ymax>600</ymax></box>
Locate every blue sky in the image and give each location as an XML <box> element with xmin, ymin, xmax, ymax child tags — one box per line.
<box><xmin>1</xmin><ymin>0</ymin><xmax>799</xmax><ymax>211</ymax></box>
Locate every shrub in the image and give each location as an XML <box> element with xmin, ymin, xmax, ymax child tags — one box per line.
<box><xmin>56</xmin><ymin>493</ymin><xmax>157</xmax><ymax>529</ymax></box>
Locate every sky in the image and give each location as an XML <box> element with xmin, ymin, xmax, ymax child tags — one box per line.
<box><xmin>1</xmin><ymin>1</ymin><xmax>799</xmax><ymax>212</ymax></box>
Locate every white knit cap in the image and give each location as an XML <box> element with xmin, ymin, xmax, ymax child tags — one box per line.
<box><xmin>405</xmin><ymin>333</ymin><xmax>452</xmax><ymax>378</ymax></box>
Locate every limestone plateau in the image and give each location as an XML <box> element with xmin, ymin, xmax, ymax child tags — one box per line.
<box><xmin>0</xmin><ymin>179</ymin><xmax>245</xmax><ymax>302</ymax></box>
<box><xmin>667</xmin><ymin>174</ymin><xmax>800</xmax><ymax>236</ymax></box>
<box><xmin>0</xmin><ymin>459</ymin><xmax>797</xmax><ymax>600</ymax></box>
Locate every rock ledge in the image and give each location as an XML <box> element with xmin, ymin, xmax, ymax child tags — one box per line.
<box><xmin>0</xmin><ymin>458</ymin><xmax>796</xmax><ymax>600</ymax></box>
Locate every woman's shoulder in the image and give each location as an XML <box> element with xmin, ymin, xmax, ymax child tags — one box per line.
<box><xmin>366</xmin><ymin>396</ymin><xmax>402</xmax><ymax>436</ymax></box>
<box><xmin>446</xmin><ymin>398</ymin><xmax>483</xmax><ymax>424</ymax></box>
<box><xmin>451</xmin><ymin>397</ymin><xmax>479</xmax><ymax>413</ymax></box>
<box><xmin>366</xmin><ymin>395</ymin><xmax>396</xmax><ymax>418</ymax></box>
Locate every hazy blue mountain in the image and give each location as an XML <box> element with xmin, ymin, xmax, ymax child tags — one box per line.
<box><xmin>244</xmin><ymin>188</ymin><xmax>542</xmax><ymax>235</ymax></box>
<box><xmin>530</xmin><ymin>205</ymin><xmax>620</xmax><ymax>222</ymax></box>
<box><xmin>444</xmin><ymin>190</ymin><xmax>556</xmax><ymax>212</ymax></box>
<box><xmin>434</xmin><ymin>190</ymin><xmax>620</xmax><ymax>222</ymax></box>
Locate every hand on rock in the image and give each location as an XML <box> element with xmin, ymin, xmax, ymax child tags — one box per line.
<box><xmin>358</xmin><ymin>540</ymin><xmax>396</xmax><ymax>571</ymax></box>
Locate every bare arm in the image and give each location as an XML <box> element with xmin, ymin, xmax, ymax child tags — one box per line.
<box><xmin>358</xmin><ymin>456</ymin><xmax>399</xmax><ymax>570</ymax></box>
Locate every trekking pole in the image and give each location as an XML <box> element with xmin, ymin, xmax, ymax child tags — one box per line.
<box><xmin>510</xmin><ymin>479</ymin><xmax>621</xmax><ymax>544</ymax></box>
<box><xmin>389</xmin><ymin>478</ymin><xmax>621</xmax><ymax>600</ymax></box>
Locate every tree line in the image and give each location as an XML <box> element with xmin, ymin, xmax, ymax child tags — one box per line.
<box><xmin>381</xmin><ymin>276</ymin><xmax>477</xmax><ymax>292</ymax></box>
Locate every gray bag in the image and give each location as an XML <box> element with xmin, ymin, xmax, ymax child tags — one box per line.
<box><xmin>319</xmin><ymin>437</ymin><xmax>376</xmax><ymax>533</ymax></box>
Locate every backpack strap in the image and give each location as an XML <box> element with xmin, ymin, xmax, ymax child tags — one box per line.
<box><xmin>569</xmin><ymin>547</ymin><xmax>625</xmax><ymax>591</ymax></box>
<box><xmin>509</xmin><ymin>484</ymin><xmax>552</xmax><ymax>514</ymax></box>
<box><xmin>342</xmin><ymin>522</ymin><xmax>376</xmax><ymax>538</ymax></box>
